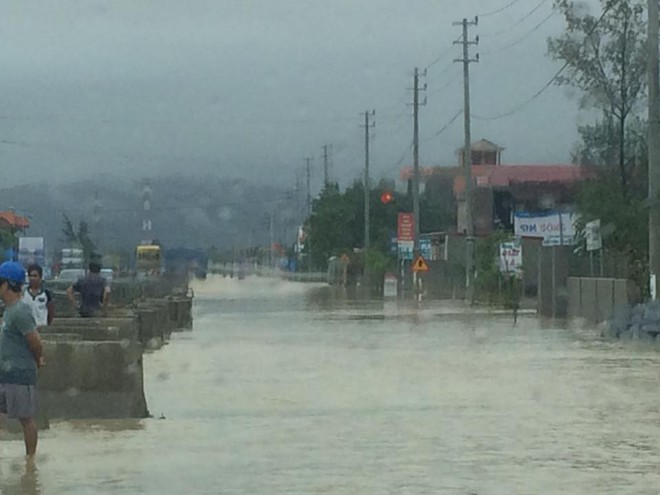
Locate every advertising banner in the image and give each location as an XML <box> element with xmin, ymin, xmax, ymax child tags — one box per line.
<box><xmin>18</xmin><ymin>237</ymin><xmax>45</xmax><ymax>267</ymax></box>
<box><xmin>514</xmin><ymin>211</ymin><xmax>576</xmax><ymax>246</ymax></box>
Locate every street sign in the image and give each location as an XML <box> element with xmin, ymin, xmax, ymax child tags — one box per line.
<box><xmin>585</xmin><ymin>219</ymin><xmax>602</xmax><ymax>251</ymax></box>
<box><xmin>398</xmin><ymin>241</ymin><xmax>414</xmax><ymax>260</ymax></box>
<box><xmin>412</xmin><ymin>255</ymin><xmax>429</xmax><ymax>273</ymax></box>
<box><xmin>499</xmin><ymin>239</ymin><xmax>522</xmax><ymax>276</ymax></box>
<box><xmin>397</xmin><ymin>213</ymin><xmax>414</xmax><ymax>242</ymax></box>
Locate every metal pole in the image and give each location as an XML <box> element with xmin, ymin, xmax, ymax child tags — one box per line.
<box><xmin>648</xmin><ymin>0</ymin><xmax>660</xmax><ymax>298</ymax></box>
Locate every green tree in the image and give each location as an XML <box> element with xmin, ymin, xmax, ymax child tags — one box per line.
<box><xmin>61</xmin><ymin>214</ymin><xmax>97</xmax><ymax>264</ymax></box>
<box><xmin>548</xmin><ymin>0</ymin><xmax>647</xmax><ymax>196</ymax></box>
<box><xmin>0</xmin><ymin>229</ymin><xmax>16</xmax><ymax>260</ymax></box>
<box><xmin>307</xmin><ymin>180</ymin><xmax>402</xmax><ymax>275</ymax></box>
<box><xmin>576</xmin><ymin>174</ymin><xmax>648</xmax><ymax>292</ymax></box>
<box><xmin>307</xmin><ymin>183</ymin><xmax>358</xmax><ymax>269</ymax></box>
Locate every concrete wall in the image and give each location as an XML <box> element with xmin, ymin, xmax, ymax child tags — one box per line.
<box><xmin>567</xmin><ymin>277</ymin><xmax>632</xmax><ymax>323</ymax></box>
<box><xmin>538</xmin><ymin>245</ymin><xmax>571</xmax><ymax>318</ymax></box>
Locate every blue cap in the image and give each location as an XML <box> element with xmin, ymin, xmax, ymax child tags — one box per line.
<box><xmin>0</xmin><ymin>261</ymin><xmax>26</xmax><ymax>284</ymax></box>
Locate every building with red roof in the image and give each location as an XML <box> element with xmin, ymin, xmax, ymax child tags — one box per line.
<box><xmin>0</xmin><ymin>211</ymin><xmax>29</xmax><ymax>231</ymax></box>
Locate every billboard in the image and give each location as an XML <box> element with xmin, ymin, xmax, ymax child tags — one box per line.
<box><xmin>514</xmin><ymin>211</ymin><xmax>576</xmax><ymax>246</ymax></box>
<box><xmin>18</xmin><ymin>237</ymin><xmax>45</xmax><ymax>267</ymax></box>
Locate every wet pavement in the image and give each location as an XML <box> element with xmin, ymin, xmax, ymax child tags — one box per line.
<box><xmin>2</xmin><ymin>275</ymin><xmax>660</xmax><ymax>494</ymax></box>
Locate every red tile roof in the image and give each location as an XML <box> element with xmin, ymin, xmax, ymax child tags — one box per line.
<box><xmin>0</xmin><ymin>211</ymin><xmax>30</xmax><ymax>229</ymax></box>
<box><xmin>453</xmin><ymin>164</ymin><xmax>594</xmax><ymax>194</ymax></box>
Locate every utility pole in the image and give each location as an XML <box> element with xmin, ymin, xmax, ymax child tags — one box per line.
<box><xmin>411</xmin><ymin>67</ymin><xmax>427</xmax><ymax>254</ymax></box>
<box><xmin>294</xmin><ymin>171</ymin><xmax>302</xmax><ymax>218</ymax></box>
<box><xmin>322</xmin><ymin>144</ymin><xmax>332</xmax><ymax>188</ymax></box>
<box><xmin>269</xmin><ymin>212</ymin><xmax>275</xmax><ymax>269</ymax></box>
<box><xmin>360</xmin><ymin>110</ymin><xmax>376</xmax><ymax>253</ymax></box>
<box><xmin>648</xmin><ymin>0</ymin><xmax>660</xmax><ymax>299</ymax></box>
<box><xmin>304</xmin><ymin>157</ymin><xmax>313</xmax><ymax>272</ymax></box>
<box><xmin>305</xmin><ymin>157</ymin><xmax>313</xmax><ymax>217</ymax></box>
<box><xmin>454</xmin><ymin>16</ymin><xmax>479</xmax><ymax>301</ymax></box>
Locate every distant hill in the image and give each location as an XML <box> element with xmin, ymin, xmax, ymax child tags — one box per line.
<box><xmin>0</xmin><ymin>175</ymin><xmax>302</xmax><ymax>256</ymax></box>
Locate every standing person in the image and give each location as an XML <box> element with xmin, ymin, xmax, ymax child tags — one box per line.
<box><xmin>0</xmin><ymin>261</ymin><xmax>44</xmax><ymax>457</ymax></box>
<box><xmin>22</xmin><ymin>264</ymin><xmax>54</xmax><ymax>328</ymax></box>
<box><xmin>66</xmin><ymin>261</ymin><xmax>109</xmax><ymax>318</ymax></box>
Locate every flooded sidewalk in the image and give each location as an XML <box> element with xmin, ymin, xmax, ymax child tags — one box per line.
<box><xmin>2</xmin><ymin>276</ymin><xmax>660</xmax><ymax>494</ymax></box>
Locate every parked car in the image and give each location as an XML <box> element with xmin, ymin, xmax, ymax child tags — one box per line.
<box><xmin>57</xmin><ymin>268</ymin><xmax>85</xmax><ymax>282</ymax></box>
<box><xmin>101</xmin><ymin>268</ymin><xmax>114</xmax><ymax>282</ymax></box>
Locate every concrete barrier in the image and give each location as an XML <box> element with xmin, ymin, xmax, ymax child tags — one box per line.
<box><xmin>136</xmin><ymin>308</ymin><xmax>164</xmax><ymax>350</ymax></box>
<box><xmin>45</xmin><ymin>318</ymin><xmax>139</xmax><ymax>342</ymax></box>
<box><xmin>39</xmin><ymin>340</ymin><xmax>148</xmax><ymax>419</ymax></box>
<box><xmin>567</xmin><ymin>278</ymin><xmax>581</xmax><ymax>319</ymax></box>
<box><xmin>581</xmin><ymin>278</ymin><xmax>598</xmax><ymax>322</ymax></box>
<box><xmin>568</xmin><ymin>277</ymin><xmax>632</xmax><ymax>324</ymax></box>
<box><xmin>596</xmin><ymin>278</ymin><xmax>615</xmax><ymax>322</ymax></box>
<box><xmin>28</xmin><ymin>290</ymin><xmax>193</xmax><ymax>420</ymax></box>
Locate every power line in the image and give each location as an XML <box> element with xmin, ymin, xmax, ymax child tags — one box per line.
<box><xmin>482</xmin><ymin>9</ymin><xmax>556</xmax><ymax>55</ymax></box>
<box><xmin>391</xmin><ymin>141</ymin><xmax>414</xmax><ymax>170</ymax></box>
<box><xmin>481</xmin><ymin>0</ymin><xmax>550</xmax><ymax>38</ymax></box>
<box><xmin>472</xmin><ymin>3</ymin><xmax>614</xmax><ymax>121</ymax></box>
<box><xmin>0</xmin><ymin>112</ymin><xmax>386</xmax><ymax>127</ymax></box>
<box><xmin>428</xmin><ymin>72</ymin><xmax>462</xmax><ymax>96</ymax></box>
<box><xmin>478</xmin><ymin>0</ymin><xmax>523</xmax><ymax>18</ymax></box>
<box><xmin>424</xmin><ymin>47</ymin><xmax>454</xmax><ymax>71</ymax></box>
<box><xmin>424</xmin><ymin>35</ymin><xmax>463</xmax><ymax>71</ymax></box>
<box><xmin>423</xmin><ymin>110</ymin><xmax>463</xmax><ymax>143</ymax></box>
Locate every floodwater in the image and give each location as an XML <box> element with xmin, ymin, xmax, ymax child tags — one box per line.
<box><xmin>2</xmin><ymin>276</ymin><xmax>660</xmax><ymax>494</ymax></box>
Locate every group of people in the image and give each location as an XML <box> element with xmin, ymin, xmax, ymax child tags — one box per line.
<box><xmin>0</xmin><ymin>260</ymin><xmax>110</xmax><ymax>458</ymax></box>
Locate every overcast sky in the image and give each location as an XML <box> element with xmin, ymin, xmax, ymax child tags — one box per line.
<box><xmin>0</xmin><ymin>0</ymin><xmax>597</xmax><ymax>193</ymax></box>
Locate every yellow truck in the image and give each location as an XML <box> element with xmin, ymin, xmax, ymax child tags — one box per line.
<box><xmin>136</xmin><ymin>244</ymin><xmax>162</xmax><ymax>276</ymax></box>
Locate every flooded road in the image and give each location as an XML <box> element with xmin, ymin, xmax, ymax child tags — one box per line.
<box><xmin>2</xmin><ymin>275</ymin><xmax>660</xmax><ymax>494</ymax></box>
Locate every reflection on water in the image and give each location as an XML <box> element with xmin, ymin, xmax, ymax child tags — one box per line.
<box><xmin>0</xmin><ymin>458</ymin><xmax>41</xmax><ymax>495</ymax></box>
<box><xmin>2</xmin><ymin>275</ymin><xmax>660</xmax><ymax>494</ymax></box>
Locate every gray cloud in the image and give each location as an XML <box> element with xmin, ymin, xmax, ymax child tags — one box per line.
<box><xmin>0</xmin><ymin>0</ymin><xmax>596</xmax><ymax>193</ymax></box>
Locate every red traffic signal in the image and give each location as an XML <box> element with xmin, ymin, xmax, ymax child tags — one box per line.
<box><xmin>380</xmin><ymin>191</ymin><xmax>394</xmax><ymax>205</ymax></box>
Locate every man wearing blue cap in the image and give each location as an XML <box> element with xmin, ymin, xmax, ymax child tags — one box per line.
<box><xmin>0</xmin><ymin>261</ymin><xmax>44</xmax><ymax>457</ymax></box>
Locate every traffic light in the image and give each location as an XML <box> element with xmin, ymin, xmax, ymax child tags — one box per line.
<box><xmin>380</xmin><ymin>191</ymin><xmax>394</xmax><ymax>205</ymax></box>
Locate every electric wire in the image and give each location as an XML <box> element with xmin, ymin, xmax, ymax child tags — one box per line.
<box><xmin>478</xmin><ymin>0</ymin><xmax>524</xmax><ymax>18</ymax></box>
<box><xmin>472</xmin><ymin>3</ymin><xmax>614</xmax><ymax>121</ymax></box>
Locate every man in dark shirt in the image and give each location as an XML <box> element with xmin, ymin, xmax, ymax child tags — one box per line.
<box><xmin>66</xmin><ymin>262</ymin><xmax>109</xmax><ymax>317</ymax></box>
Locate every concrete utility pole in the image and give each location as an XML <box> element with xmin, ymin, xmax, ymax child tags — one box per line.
<box><xmin>361</xmin><ymin>110</ymin><xmax>375</xmax><ymax>253</ymax></box>
<box><xmin>294</xmin><ymin>171</ymin><xmax>302</xmax><ymax>215</ymax></box>
<box><xmin>648</xmin><ymin>0</ymin><xmax>660</xmax><ymax>299</ymax></box>
<box><xmin>411</xmin><ymin>67</ymin><xmax>427</xmax><ymax>253</ymax></box>
<box><xmin>269</xmin><ymin>212</ymin><xmax>275</xmax><ymax>268</ymax></box>
<box><xmin>304</xmin><ymin>158</ymin><xmax>313</xmax><ymax>272</ymax></box>
<box><xmin>322</xmin><ymin>144</ymin><xmax>332</xmax><ymax>188</ymax></box>
<box><xmin>454</xmin><ymin>16</ymin><xmax>479</xmax><ymax>301</ymax></box>
<box><xmin>305</xmin><ymin>157</ymin><xmax>313</xmax><ymax>217</ymax></box>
